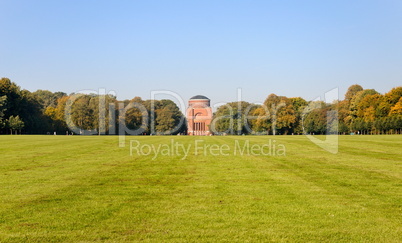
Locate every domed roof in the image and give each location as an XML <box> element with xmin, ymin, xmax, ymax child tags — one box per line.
<box><xmin>190</xmin><ymin>95</ymin><xmax>209</xmax><ymax>100</ymax></box>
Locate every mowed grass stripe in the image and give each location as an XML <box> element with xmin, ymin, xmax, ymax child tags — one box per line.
<box><xmin>0</xmin><ymin>135</ymin><xmax>401</xmax><ymax>242</ymax></box>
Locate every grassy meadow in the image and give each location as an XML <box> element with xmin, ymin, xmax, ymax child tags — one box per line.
<box><xmin>0</xmin><ymin>135</ymin><xmax>401</xmax><ymax>242</ymax></box>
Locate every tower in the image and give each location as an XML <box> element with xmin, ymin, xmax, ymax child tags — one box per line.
<box><xmin>186</xmin><ymin>95</ymin><xmax>213</xmax><ymax>135</ymax></box>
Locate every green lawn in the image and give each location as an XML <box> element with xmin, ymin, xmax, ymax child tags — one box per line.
<box><xmin>0</xmin><ymin>135</ymin><xmax>401</xmax><ymax>242</ymax></box>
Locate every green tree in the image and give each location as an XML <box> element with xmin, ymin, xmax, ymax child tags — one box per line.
<box><xmin>7</xmin><ymin>115</ymin><xmax>24</xmax><ymax>134</ymax></box>
<box><xmin>248</xmin><ymin>105</ymin><xmax>270</xmax><ymax>134</ymax></box>
<box><xmin>289</xmin><ymin>97</ymin><xmax>308</xmax><ymax>134</ymax></box>
<box><xmin>336</xmin><ymin>100</ymin><xmax>351</xmax><ymax>133</ymax></box>
<box><xmin>33</xmin><ymin>89</ymin><xmax>66</xmax><ymax>110</ymax></box>
<box><xmin>120</xmin><ymin>97</ymin><xmax>147</xmax><ymax>134</ymax></box>
<box><xmin>44</xmin><ymin>96</ymin><xmax>70</xmax><ymax>133</ymax></box>
<box><xmin>0</xmin><ymin>95</ymin><xmax>6</xmax><ymax>129</ymax></box>
<box><xmin>70</xmin><ymin>95</ymin><xmax>94</xmax><ymax>132</ymax></box>
<box><xmin>264</xmin><ymin>94</ymin><xmax>297</xmax><ymax>135</ymax></box>
<box><xmin>154</xmin><ymin>100</ymin><xmax>184</xmax><ymax>135</ymax></box>
<box><xmin>19</xmin><ymin>89</ymin><xmax>49</xmax><ymax>134</ymax></box>
<box><xmin>345</xmin><ymin>84</ymin><xmax>363</xmax><ymax>102</ymax></box>
<box><xmin>348</xmin><ymin>89</ymin><xmax>379</xmax><ymax>123</ymax></box>
<box><xmin>303</xmin><ymin>103</ymin><xmax>328</xmax><ymax>135</ymax></box>
<box><xmin>212</xmin><ymin>101</ymin><xmax>255</xmax><ymax>135</ymax></box>
<box><xmin>0</xmin><ymin>78</ymin><xmax>22</xmax><ymax>118</ymax></box>
<box><xmin>89</xmin><ymin>94</ymin><xmax>117</xmax><ymax>135</ymax></box>
<box><xmin>212</xmin><ymin>104</ymin><xmax>235</xmax><ymax>134</ymax></box>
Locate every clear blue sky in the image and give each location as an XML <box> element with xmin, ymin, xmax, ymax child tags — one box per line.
<box><xmin>1</xmin><ymin>0</ymin><xmax>401</xmax><ymax>106</ymax></box>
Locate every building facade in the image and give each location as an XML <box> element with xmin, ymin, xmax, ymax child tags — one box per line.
<box><xmin>186</xmin><ymin>95</ymin><xmax>213</xmax><ymax>135</ymax></box>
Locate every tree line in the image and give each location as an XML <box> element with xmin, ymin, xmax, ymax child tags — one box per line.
<box><xmin>1</xmin><ymin>77</ymin><xmax>401</xmax><ymax>135</ymax></box>
<box><xmin>212</xmin><ymin>84</ymin><xmax>402</xmax><ymax>135</ymax></box>
<box><xmin>0</xmin><ymin>78</ymin><xmax>185</xmax><ymax>135</ymax></box>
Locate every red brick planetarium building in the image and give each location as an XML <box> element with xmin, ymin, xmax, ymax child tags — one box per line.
<box><xmin>186</xmin><ymin>95</ymin><xmax>213</xmax><ymax>135</ymax></box>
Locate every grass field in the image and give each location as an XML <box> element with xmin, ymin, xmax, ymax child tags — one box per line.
<box><xmin>0</xmin><ymin>135</ymin><xmax>401</xmax><ymax>242</ymax></box>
